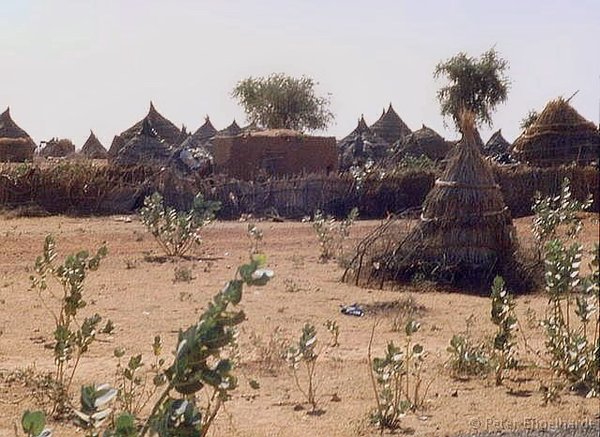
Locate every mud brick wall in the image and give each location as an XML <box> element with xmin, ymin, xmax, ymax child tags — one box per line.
<box><xmin>213</xmin><ymin>134</ymin><xmax>338</xmax><ymax>179</ymax></box>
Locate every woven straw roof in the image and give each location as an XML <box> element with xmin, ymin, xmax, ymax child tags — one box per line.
<box><xmin>0</xmin><ymin>108</ymin><xmax>36</xmax><ymax>162</ymax></box>
<box><xmin>81</xmin><ymin>130</ymin><xmax>108</xmax><ymax>159</ymax></box>
<box><xmin>512</xmin><ymin>97</ymin><xmax>599</xmax><ymax>167</ymax></box>
<box><xmin>40</xmin><ymin>138</ymin><xmax>75</xmax><ymax>158</ymax></box>
<box><xmin>218</xmin><ymin>120</ymin><xmax>243</xmax><ymax>137</ymax></box>
<box><xmin>112</xmin><ymin>119</ymin><xmax>173</xmax><ymax>167</ymax></box>
<box><xmin>109</xmin><ymin>101</ymin><xmax>181</xmax><ymax>156</ymax></box>
<box><xmin>391</xmin><ymin>124</ymin><xmax>449</xmax><ymax>161</ymax></box>
<box><xmin>369</xmin><ymin>104</ymin><xmax>412</xmax><ymax>144</ymax></box>
<box><xmin>338</xmin><ymin>116</ymin><xmax>389</xmax><ymax>170</ymax></box>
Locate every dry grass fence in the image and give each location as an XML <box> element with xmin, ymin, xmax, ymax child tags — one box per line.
<box><xmin>0</xmin><ymin>161</ymin><xmax>597</xmax><ymax>219</ymax></box>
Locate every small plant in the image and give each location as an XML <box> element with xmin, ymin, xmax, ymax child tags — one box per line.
<box><xmin>490</xmin><ymin>276</ymin><xmax>518</xmax><ymax>385</ymax></box>
<box><xmin>173</xmin><ymin>266</ymin><xmax>194</xmax><ymax>283</ymax></box>
<box><xmin>324</xmin><ymin>320</ymin><xmax>340</xmax><ymax>347</ymax></box>
<box><xmin>101</xmin><ymin>254</ymin><xmax>274</xmax><ymax>437</ymax></box>
<box><xmin>446</xmin><ymin>316</ymin><xmax>490</xmax><ymax>378</ymax></box>
<box><xmin>249</xmin><ymin>327</ymin><xmax>289</xmax><ymax>375</ymax></box>
<box><xmin>285</xmin><ymin>323</ymin><xmax>323</xmax><ymax>412</ymax></box>
<box><xmin>246</xmin><ymin>223</ymin><xmax>264</xmax><ymax>255</ymax></box>
<box><xmin>368</xmin><ymin>320</ymin><xmax>428</xmax><ymax>431</ymax></box>
<box><xmin>29</xmin><ymin>235</ymin><xmax>112</xmax><ymax>417</ymax></box>
<box><xmin>140</xmin><ymin>192</ymin><xmax>220</xmax><ymax>257</ymax></box>
<box><xmin>113</xmin><ymin>336</ymin><xmax>167</xmax><ymax>418</ymax></box>
<box><xmin>307</xmin><ymin>207</ymin><xmax>358</xmax><ymax>262</ymax></box>
<box><xmin>20</xmin><ymin>410</ymin><xmax>51</xmax><ymax>437</ymax></box>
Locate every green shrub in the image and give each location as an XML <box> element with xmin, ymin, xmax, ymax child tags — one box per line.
<box><xmin>140</xmin><ymin>192</ymin><xmax>220</xmax><ymax>257</ymax></box>
<box><xmin>29</xmin><ymin>235</ymin><xmax>112</xmax><ymax>417</ymax></box>
<box><xmin>490</xmin><ymin>276</ymin><xmax>518</xmax><ymax>385</ymax></box>
<box><xmin>307</xmin><ymin>207</ymin><xmax>358</xmax><ymax>262</ymax></box>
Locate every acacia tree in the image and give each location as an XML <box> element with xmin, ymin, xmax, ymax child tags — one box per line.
<box><xmin>232</xmin><ymin>73</ymin><xmax>334</xmax><ymax>132</ymax></box>
<box><xmin>434</xmin><ymin>48</ymin><xmax>510</xmax><ymax>130</ymax></box>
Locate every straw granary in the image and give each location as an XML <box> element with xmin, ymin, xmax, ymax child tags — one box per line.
<box><xmin>337</xmin><ymin>116</ymin><xmax>389</xmax><ymax>170</ymax></box>
<box><xmin>40</xmin><ymin>138</ymin><xmax>75</xmax><ymax>158</ymax></box>
<box><xmin>512</xmin><ymin>98</ymin><xmax>599</xmax><ymax>167</ymax></box>
<box><xmin>0</xmin><ymin>107</ymin><xmax>36</xmax><ymax>162</ymax></box>
<box><xmin>346</xmin><ymin>112</ymin><xmax>522</xmax><ymax>290</ymax></box>
<box><xmin>108</xmin><ymin>101</ymin><xmax>181</xmax><ymax>156</ymax></box>
<box><xmin>391</xmin><ymin>124</ymin><xmax>449</xmax><ymax>162</ymax></box>
<box><xmin>218</xmin><ymin>120</ymin><xmax>243</xmax><ymax>137</ymax></box>
<box><xmin>369</xmin><ymin>104</ymin><xmax>412</xmax><ymax>144</ymax></box>
<box><xmin>112</xmin><ymin>119</ymin><xmax>173</xmax><ymax>167</ymax></box>
<box><xmin>80</xmin><ymin>130</ymin><xmax>108</xmax><ymax>159</ymax></box>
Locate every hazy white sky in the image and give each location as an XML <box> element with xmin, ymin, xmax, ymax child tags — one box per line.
<box><xmin>1</xmin><ymin>0</ymin><xmax>598</xmax><ymax>147</ymax></box>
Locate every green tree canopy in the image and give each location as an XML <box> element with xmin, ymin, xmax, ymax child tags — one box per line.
<box><xmin>232</xmin><ymin>73</ymin><xmax>334</xmax><ymax>132</ymax></box>
<box><xmin>434</xmin><ymin>48</ymin><xmax>510</xmax><ymax>130</ymax></box>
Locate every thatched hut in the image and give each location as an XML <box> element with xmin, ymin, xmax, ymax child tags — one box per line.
<box><xmin>112</xmin><ymin>119</ymin><xmax>173</xmax><ymax>167</ymax></box>
<box><xmin>345</xmin><ymin>113</ymin><xmax>523</xmax><ymax>290</ymax></box>
<box><xmin>80</xmin><ymin>130</ymin><xmax>108</xmax><ymax>159</ymax></box>
<box><xmin>40</xmin><ymin>138</ymin><xmax>76</xmax><ymax>158</ymax></box>
<box><xmin>337</xmin><ymin>116</ymin><xmax>389</xmax><ymax>170</ymax></box>
<box><xmin>512</xmin><ymin>98</ymin><xmax>599</xmax><ymax>167</ymax></box>
<box><xmin>0</xmin><ymin>107</ymin><xmax>36</xmax><ymax>162</ymax></box>
<box><xmin>483</xmin><ymin>130</ymin><xmax>513</xmax><ymax>164</ymax></box>
<box><xmin>108</xmin><ymin>101</ymin><xmax>181</xmax><ymax>156</ymax></box>
<box><xmin>369</xmin><ymin>104</ymin><xmax>412</xmax><ymax>144</ymax></box>
<box><xmin>218</xmin><ymin>120</ymin><xmax>243</xmax><ymax>137</ymax></box>
<box><xmin>390</xmin><ymin>124</ymin><xmax>449</xmax><ymax>162</ymax></box>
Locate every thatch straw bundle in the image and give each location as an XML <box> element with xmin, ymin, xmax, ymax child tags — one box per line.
<box><xmin>80</xmin><ymin>130</ymin><xmax>108</xmax><ymax>159</ymax></box>
<box><xmin>512</xmin><ymin>98</ymin><xmax>599</xmax><ymax>167</ymax></box>
<box><xmin>0</xmin><ymin>108</ymin><xmax>36</xmax><ymax>162</ymax></box>
<box><xmin>112</xmin><ymin>119</ymin><xmax>173</xmax><ymax>167</ymax></box>
<box><xmin>345</xmin><ymin>112</ymin><xmax>523</xmax><ymax>291</ymax></box>
<box><xmin>369</xmin><ymin>104</ymin><xmax>412</xmax><ymax>144</ymax></box>
<box><xmin>390</xmin><ymin>124</ymin><xmax>449</xmax><ymax>162</ymax></box>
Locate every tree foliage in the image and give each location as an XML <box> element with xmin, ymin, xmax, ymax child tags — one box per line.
<box><xmin>232</xmin><ymin>73</ymin><xmax>334</xmax><ymax>132</ymax></box>
<box><xmin>520</xmin><ymin>109</ymin><xmax>539</xmax><ymax>130</ymax></box>
<box><xmin>434</xmin><ymin>48</ymin><xmax>510</xmax><ymax>130</ymax></box>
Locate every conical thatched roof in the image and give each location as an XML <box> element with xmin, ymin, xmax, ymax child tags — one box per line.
<box><xmin>346</xmin><ymin>113</ymin><xmax>522</xmax><ymax>291</ymax></box>
<box><xmin>512</xmin><ymin>98</ymin><xmax>599</xmax><ymax>167</ymax></box>
<box><xmin>369</xmin><ymin>104</ymin><xmax>412</xmax><ymax>144</ymax></box>
<box><xmin>0</xmin><ymin>107</ymin><xmax>36</xmax><ymax>162</ymax></box>
<box><xmin>218</xmin><ymin>120</ymin><xmax>242</xmax><ymax>137</ymax></box>
<box><xmin>81</xmin><ymin>130</ymin><xmax>108</xmax><ymax>159</ymax></box>
<box><xmin>112</xmin><ymin>119</ymin><xmax>173</xmax><ymax>167</ymax></box>
<box><xmin>108</xmin><ymin>101</ymin><xmax>181</xmax><ymax>156</ymax></box>
<box><xmin>391</xmin><ymin>124</ymin><xmax>449</xmax><ymax>161</ymax></box>
<box><xmin>175</xmin><ymin>125</ymin><xmax>191</xmax><ymax>146</ymax></box>
<box><xmin>40</xmin><ymin>138</ymin><xmax>76</xmax><ymax>157</ymax></box>
<box><xmin>483</xmin><ymin>130</ymin><xmax>513</xmax><ymax>164</ymax></box>
<box><xmin>195</xmin><ymin>116</ymin><xmax>218</xmax><ymax>141</ymax></box>
<box><xmin>338</xmin><ymin>116</ymin><xmax>389</xmax><ymax>170</ymax></box>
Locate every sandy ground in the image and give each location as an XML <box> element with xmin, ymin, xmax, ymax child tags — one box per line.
<box><xmin>0</xmin><ymin>213</ymin><xmax>598</xmax><ymax>436</ymax></box>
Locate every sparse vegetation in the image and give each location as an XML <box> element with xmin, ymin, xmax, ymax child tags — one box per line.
<box><xmin>140</xmin><ymin>192</ymin><xmax>220</xmax><ymax>257</ymax></box>
<box><xmin>446</xmin><ymin>316</ymin><xmax>491</xmax><ymax>378</ymax></box>
<box><xmin>490</xmin><ymin>276</ymin><xmax>518</xmax><ymax>385</ymax></box>
<box><xmin>173</xmin><ymin>265</ymin><xmax>193</xmax><ymax>283</ymax></box>
<box><xmin>307</xmin><ymin>207</ymin><xmax>358</xmax><ymax>262</ymax></box>
<box><xmin>29</xmin><ymin>235</ymin><xmax>112</xmax><ymax>417</ymax></box>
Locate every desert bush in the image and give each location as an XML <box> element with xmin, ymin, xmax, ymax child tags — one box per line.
<box><xmin>285</xmin><ymin>322</ymin><xmax>338</xmax><ymax>412</ymax></box>
<box><xmin>531</xmin><ymin>179</ymin><xmax>599</xmax><ymax>397</ymax></box>
<box><xmin>446</xmin><ymin>316</ymin><xmax>490</xmax><ymax>378</ymax></box>
<box><xmin>307</xmin><ymin>207</ymin><xmax>358</xmax><ymax>262</ymax></box>
<box><xmin>173</xmin><ymin>266</ymin><xmax>193</xmax><ymax>283</ymax></box>
<box><xmin>249</xmin><ymin>327</ymin><xmax>289</xmax><ymax>375</ymax></box>
<box><xmin>246</xmin><ymin>223</ymin><xmax>264</xmax><ymax>255</ymax></box>
<box><xmin>490</xmin><ymin>276</ymin><xmax>518</xmax><ymax>385</ymax></box>
<box><xmin>140</xmin><ymin>192</ymin><xmax>220</xmax><ymax>257</ymax></box>
<box><xmin>101</xmin><ymin>254</ymin><xmax>273</xmax><ymax>437</ymax></box>
<box><xmin>324</xmin><ymin>320</ymin><xmax>340</xmax><ymax>347</ymax></box>
<box><xmin>368</xmin><ymin>320</ymin><xmax>428</xmax><ymax>431</ymax></box>
<box><xmin>29</xmin><ymin>235</ymin><xmax>112</xmax><ymax>417</ymax></box>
